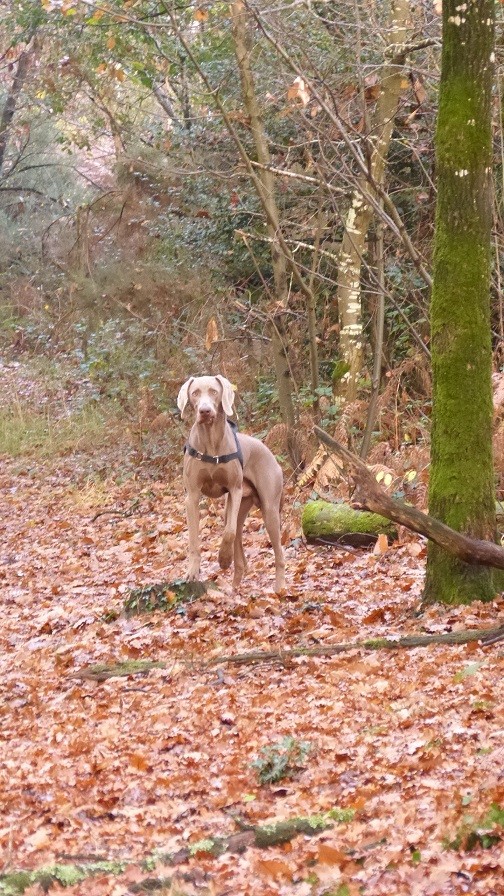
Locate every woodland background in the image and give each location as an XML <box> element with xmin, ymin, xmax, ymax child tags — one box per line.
<box><xmin>0</xmin><ymin>0</ymin><xmax>482</xmax><ymax>468</ymax></box>
<box><xmin>1</xmin><ymin>2</ymin><xmax>504</xmax><ymax>895</ymax></box>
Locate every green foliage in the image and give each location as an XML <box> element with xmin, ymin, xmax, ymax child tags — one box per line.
<box><xmin>444</xmin><ymin>803</ymin><xmax>504</xmax><ymax>852</ymax></box>
<box><xmin>72</xmin><ymin>320</ymin><xmax>158</xmax><ymax>406</ymax></box>
<box><xmin>302</xmin><ymin>383</ymin><xmax>340</xmax><ymax>428</ymax></box>
<box><xmin>331</xmin><ymin>359</ymin><xmax>351</xmax><ymax>385</ymax></box>
<box><xmin>255</xmin><ymin>376</ymin><xmax>279</xmax><ymax>411</ymax></box>
<box><xmin>0</xmin><ymin>317</ymin><xmax>171</xmax><ymax>459</ymax></box>
<box><xmin>251</xmin><ymin>736</ymin><xmax>312</xmax><ymax>785</ymax></box>
<box><xmin>124</xmin><ymin>580</ymin><xmax>208</xmax><ymax>617</ymax></box>
<box><xmin>0</xmin><ymin>0</ymin><xmax>492</xmax><ymax>461</ymax></box>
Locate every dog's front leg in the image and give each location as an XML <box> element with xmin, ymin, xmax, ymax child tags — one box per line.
<box><xmin>185</xmin><ymin>488</ymin><xmax>202</xmax><ymax>580</ymax></box>
<box><xmin>218</xmin><ymin>488</ymin><xmax>241</xmax><ymax>570</ymax></box>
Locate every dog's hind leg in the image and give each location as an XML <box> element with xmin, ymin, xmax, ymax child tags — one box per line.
<box><xmin>261</xmin><ymin>502</ymin><xmax>286</xmax><ymax>592</ymax></box>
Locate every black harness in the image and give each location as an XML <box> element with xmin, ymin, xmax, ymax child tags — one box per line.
<box><xmin>184</xmin><ymin>419</ymin><xmax>244</xmax><ymax>468</ymax></box>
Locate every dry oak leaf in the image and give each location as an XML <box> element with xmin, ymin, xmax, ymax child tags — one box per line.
<box><xmin>205</xmin><ymin>316</ymin><xmax>220</xmax><ymax>351</ymax></box>
<box><xmin>287</xmin><ymin>76</ymin><xmax>310</xmax><ymax>106</ymax></box>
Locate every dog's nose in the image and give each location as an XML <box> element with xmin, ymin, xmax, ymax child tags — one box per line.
<box><xmin>198</xmin><ymin>405</ymin><xmax>214</xmax><ymax>420</ymax></box>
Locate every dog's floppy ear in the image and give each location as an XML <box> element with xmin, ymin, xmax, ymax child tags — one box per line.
<box><xmin>215</xmin><ymin>375</ymin><xmax>235</xmax><ymax>417</ymax></box>
<box><xmin>177</xmin><ymin>378</ymin><xmax>194</xmax><ymax>417</ymax></box>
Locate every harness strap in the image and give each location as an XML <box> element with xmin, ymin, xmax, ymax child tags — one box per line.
<box><xmin>184</xmin><ymin>419</ymin><xmax>244</xmax><ymax>468</ymax></box>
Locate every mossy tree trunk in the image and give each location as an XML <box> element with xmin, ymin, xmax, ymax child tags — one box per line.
<box><xmin>423</xmin><ymin>0</ymin><xmax>496</xmax><ymax>605</ymax></box>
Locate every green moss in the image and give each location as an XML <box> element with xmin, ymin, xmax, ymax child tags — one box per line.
<box><xmin>124</xmin><ymin>579</ymin><xmax>208</xmax><ymax>616</ymax></box>
<box><xmin>0</xmin><ymin>862</ymin><xmax>126</xmax><ymax>894</ymax></box>
<box><xmin>424</xmin><ymin>545</ymin><xmax>495</xmax><ymax>606</ymax></box>
<box><xmin>331</xmin><ymin>359</ymin><xmax>351</xmax><ymax>385</ymax></box>
<box><xmin>437</xmin><ymin>76</ymin><xmax>492</xmax><ymax>169</ymax></box>
<box><xmin>252</xmin><ymin>807</ymin><xmax>354</xmax><ymax>848</ymax></box>
<box><xmin>0</xmin><ymin>810</ymin><xmax>355</xmax><ymax>893</ymax></box>
<box><xmin>0</xmin><ymin>871</ymin><xmax>32</xmax><ymax>895</ymax></box>
<box><xmin>253</xmin><ymin>817</ymin><xmax>324</xmax><ymax>848</ymax></box>
<box><xmin>302</xmin><ymin>500</ymin><xmax>397</xmax><ymax>542</ymax></box>
<box><xmin>41</xmin><ymin>866</ymin><xmax>87</xmax><ymax>887</ymax></box>
<box><xmin>362</xmin><ymin>638</ymin><xmax>393</xmax><ymax>650</ymax></box>
<box><xmin>326</xmin><ymin>807</ymin><xmax>356</xmax><ymax>823</ymax></box>
<box><xmin>189</xmin><ymin>838</ymin><xmax>225</xmax><ymax>857</ymax></box>
<box><xmin>82</xmin><ymin>660</ymin><xmax>166</xmax><ymax>680</ymax></box>
<box><xmin>425</xmin><ymin>0</ymin><xmax>496</xmax><ymax>606</ymax></box>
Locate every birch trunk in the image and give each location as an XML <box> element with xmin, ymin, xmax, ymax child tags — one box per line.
<box><xmin>335</xmin><ymin>0</ymin><xmax>411</xmax><ymax>401</ymax></box>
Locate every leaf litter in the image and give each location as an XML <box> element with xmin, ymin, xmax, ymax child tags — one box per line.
<box><xmin>1</xmin><ymin>409</ymin><xmax>504</xmax><ymax>895</ymax></box>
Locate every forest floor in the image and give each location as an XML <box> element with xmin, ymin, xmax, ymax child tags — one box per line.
<box><xmin>1</xmin><ymin>360</ymin><xmax>504</xmax><ymax>896</ymax></box>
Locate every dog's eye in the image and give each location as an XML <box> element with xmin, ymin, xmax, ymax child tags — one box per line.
<box><xmin>192</xmin><ymin>389</ymin><xmax>200</xmax><ymax>398</ymax></box>
<box><xmin>210</xmin><ymin>388</ymin><xmax>218</xmax><ymax>396</ymax></box>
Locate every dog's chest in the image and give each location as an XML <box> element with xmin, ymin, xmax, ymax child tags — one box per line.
<box><xmin>193</xmin><ymin>463</ymin><xmax>240</xmax><ymax>499</ymax></box>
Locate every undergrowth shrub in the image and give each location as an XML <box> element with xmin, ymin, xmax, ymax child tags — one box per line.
<box><xmin>71</xmin><ymin>320</ymin><xmax>161</xmax><ymax>407</ymax></box>
<box><xmin>251</xmin><ymin>736</ymin><xmax>312</xmax><ymax>785</ymax></box>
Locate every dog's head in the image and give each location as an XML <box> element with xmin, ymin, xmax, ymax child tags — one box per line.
<box><xmin>177</xmin><ymin>375</ymin><xmax>236</xmax><ymax>422</ymax></box>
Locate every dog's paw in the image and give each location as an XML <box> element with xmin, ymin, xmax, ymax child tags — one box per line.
<box><xmin>218</xmin><ymin>551</ymin><xmax>232</xmax><ymax>569</ymax></box>
<box><xmin>218</xmin><ymin>536</ymin><xmax>234</xmax><ymax>569</ymax></box>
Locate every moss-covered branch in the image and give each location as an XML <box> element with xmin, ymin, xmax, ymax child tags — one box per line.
<box><xmin>314</xmin><ymin>426</ymin><xmax>504</xmax><ymax>571</ymax></box>
<box><xmin>206</xmin><ymin>625</ymin><xmax>504</xmax><ymax>667</ymax></box>
<box><xmin>0</xmin><ymin>812</ymin><xmax>349</xmax><ymax>894</ymax></box>
<box><xmin>71</xmin><ymin>627</ymin><xmax>504</xmax><ymax>681</ymax></box>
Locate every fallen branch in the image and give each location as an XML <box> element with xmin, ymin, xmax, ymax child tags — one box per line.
<box><xmin>0</xmin><ymin>812</ymin><xmax>348</xmax><ymax>894</ymax></box>
<box><xmin>313</xmin><ymin>425</ymin><xmax>504</xmax><ymax>571</ymax></box>
<box><xmin>206</xmin><ymin>626</ymin><xmax>504</xmax><ymax>666</ymax></box>
<box><xmin>71</xmin><ymin>660</ymin><xmax>166</xmax><ymax>681</ymax></box>
<box><xmin>91</xmin><ymin>499</ymin><xmax>141</xmax><ymax>523</ymax></box>
<box><xmin>71</xmin><ymin>626</ymin><xmax>504</xmax><ymax>681</ymax></box>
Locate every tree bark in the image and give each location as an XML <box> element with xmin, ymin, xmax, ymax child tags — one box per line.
<box><xmin>0</xmin><ymin>34</ymin><xmax>38</xmax><ymax>176</ymax></box>
<box><xmin>360</xmin><ymin>211</ymin><xmax>385</xmax><ymax>459</ymax></box>
<box><xmin>231</xmin><ymin>0</ymin><xmax>295</xmax><ymax>427</ymax></box>
<box><xmin>424</xmin><ymin>0</ymin><xmax>496</xmax><ymax>605</ymax></box>
<box><xmin>335</xmin><ymin>0</ymin><xmax>410</xmax><ymax>402</ymax></box>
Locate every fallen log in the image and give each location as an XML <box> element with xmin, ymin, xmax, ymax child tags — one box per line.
<box><xmin>313</xmin><ymin>425</ymin><xmax>504</xmax><ymax>571</ymax></box>
<box><xmin>301</xmin><ymin>499</ymin><xmax>397</xmax><ymax>546</ymax></box>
